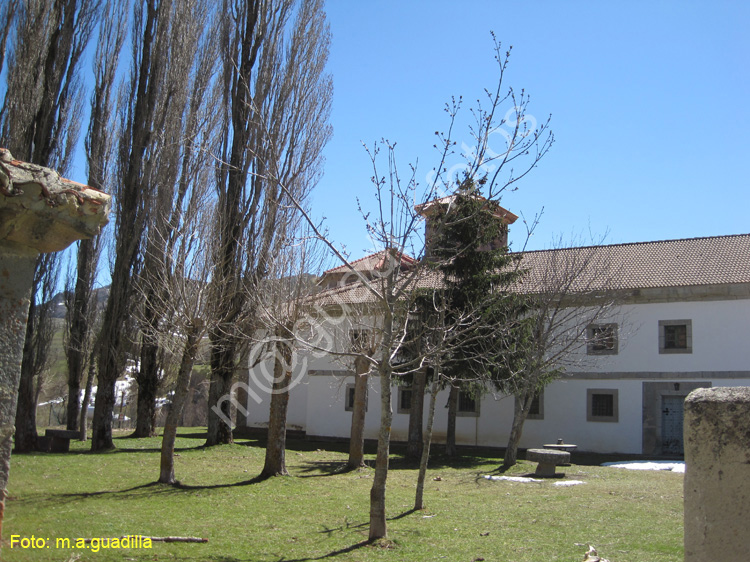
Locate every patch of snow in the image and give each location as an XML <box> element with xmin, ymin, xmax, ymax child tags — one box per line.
<box><xmin>602</xmin><ymin>461</ymin><xmax>685</xmax><ymax>473</ymax></box>
<box><xmin>484</xmin><ymin>475</ymin><xmax>542</xmax><ymax>483</ymax></box>
<box><xmin>555</xmin><ymin>480</ymin><xmax>586</xmax><ymax>486</ymax></box>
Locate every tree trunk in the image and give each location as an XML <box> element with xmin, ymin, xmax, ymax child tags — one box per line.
<box><xmin>503</xmin><ymin>386</ymin><xmax>535</xmax><ymax>469</ymax></box>
<box><xmin>261</xmin><ymin>337</ymin><xmax>293</xmax><ymax>478</ymax></box>
<box><xmin>347</xmin><ymin>356</ymin><xmax>369</xmax><ymax>469</ymax></box>
<box><xmin>406</xmin><ymin>368</ymin><xmax>426</xmax><ymax>460</ymax></box>
<box><xmin>368</xmin><ymin>361</ymin><xmax>393</xmax><ymax>541</ymax></box>
<box><xmin>65</xmin><ymin>377</ymin><xmax>80</xmax><ymax>432</ymax></box>
<box><xmin>415</xmin><ymin>376</ymin><xmax>439</xmax><ymax>510</ymax></box>
<box><xmin>92</xmin><ymin>0</ymin><xmax>165</xmax><ymax>452</ymax></box>
<box><xmin>445</xmin><ymin>385</ymin><xmax>458</xmax><ymax>456</ymax></box>
<box><xmin>91</xmin><ymin>370</ymin><xmax>116</xmax><ymax>451</ymax></box>
<box><xmin>159</xmin><ymin>326</ymin><xmax>201</xmax><ymax>484</ymax></box>
<box><xmin>92</xmin><ymin>276</ymin><xmax>127</xmax><ymax>452</ymax></box>
<box><xmin>65</xmin><ymin>289</ymin><xmax>84</xmax><ymax>432</ymax></box>
<box><xmin>205</xmin><ymin>329</ymin><xmax>235</xmax><ymax>446</ymax></box>
<box><xmin>13</xmin><ymin>299</ymin><xmax>37</xmax><ymax>453</ymax></box>
<box><xmin>132</xmin><ymin>337</ymin><xmax>158</xmax><ymax>438</ymax></box>
<box><xmin>133</xmin><ymin>231</ymin><xmax>168</xmax><ymax>438</ymax></box>
<box><xmin>78</xmin><ymin>351</ymin><xmax>96</xmax><ymax>441</ymax></box>
<box><xmin>66</xmin><ymin>237</ymin><xmax>97</xmax><ymax>432</ymax></box>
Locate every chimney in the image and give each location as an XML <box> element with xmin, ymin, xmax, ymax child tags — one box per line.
<box><xmin>415</xmin><ymin>195</ymin><xmax>518</xmax><ymax>258</ymax></box>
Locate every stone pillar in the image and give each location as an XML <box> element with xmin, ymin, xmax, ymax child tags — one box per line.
<box><xmin>0</xmin><ymin>149</ymin><xmax>110</xmax><ymax>539</ymax></box>
<box><xmin>684</xmin><ymin>386</ymin><xmax>750</xmax><ymax>562</ymax></box>
<box><xmin>0</xmin><ymin>243</ymin><xmax>36</xmax><ymax>535</ymax></box>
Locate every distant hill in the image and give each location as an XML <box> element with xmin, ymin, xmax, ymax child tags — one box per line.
<box><xmin>47</xmin><ymin>272</ymin><xmax>320</xmax><ymax>320</ymax></box>
<box><xmin>48</xmin><ymin>286</ymin><xmax>110</xmax><ymax>319</ymax></box>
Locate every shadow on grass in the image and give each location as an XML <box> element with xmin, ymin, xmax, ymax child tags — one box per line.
<box><xmin>274</xmin><ymin>539</ymin><xmax>372</xmax><ymax>561</ymax></box>
<box><xmin>295</xmin><ymin>460</ymin><xmax>354</xmax><ymax>477</ymax></box>
<box><xmin>486</xmin><ymin>463</ymin><xmax>519</xmax><ymax>474</ymax></box>
<box><xmin>41</xmin><ymin>474</ymin><xmax>272</xmax><ymax>506</ymax></box>
<box><xmin>317</xmin><ymin>508</ymin><xmax>417</xmax><ymax>535</ymax></box>
<box><xmin>277</xmin><ymin>510</ymin><xmax>414</xmax><ymax>561</ymax></box>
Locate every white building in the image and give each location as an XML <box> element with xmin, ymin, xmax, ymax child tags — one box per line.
<box><xmin>238</xmin><ymin>229</ymin><xmax>750</xmax><ymax>456</ymax></box>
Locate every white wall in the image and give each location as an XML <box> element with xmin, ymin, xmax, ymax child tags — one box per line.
<box><xmin>573</xmin><ymin>299</ymin><xmax>750</xmax><ymax>373</ymax></box>
<box><xmin>240</xmin><ymin>297</ymin><xmax>750</xmax><ymax>454</ymax></box>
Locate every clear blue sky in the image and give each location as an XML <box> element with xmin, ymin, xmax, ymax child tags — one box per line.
<box><xmin>317</xmin><ymin>0</ymin><xmax>750</xmax><ymax>256</ymax></box>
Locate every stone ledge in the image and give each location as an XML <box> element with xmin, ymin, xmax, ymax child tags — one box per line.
<box><xmin>0</xmin><ymin>149</ymin><xmax>111</xmax><ymax>252</ymax></box>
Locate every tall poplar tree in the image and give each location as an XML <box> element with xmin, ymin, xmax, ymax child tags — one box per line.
<box><xmin>205</xmin><ymin>0</ymin><xmax>332</xmax><ymax>446</ymax></box>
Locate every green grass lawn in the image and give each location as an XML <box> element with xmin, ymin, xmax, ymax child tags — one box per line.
<box><xmin>3</xmin><ymin>430</ymin><xmax>683</xmax><ymax>561</ymax></box>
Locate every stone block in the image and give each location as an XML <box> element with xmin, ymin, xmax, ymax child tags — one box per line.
<box><xmin>684</xmin><ymin>387</ymin><xmax>750</xmax><ymax>561</ymax></box>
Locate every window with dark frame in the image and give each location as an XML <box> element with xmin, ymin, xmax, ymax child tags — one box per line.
<box><xmin>527</xmin><ymin>391</ymin><xmax>544</xmax><ymax>420</ymax></box>
<box><xmin>398</xmin><ymin>387</ymin><xmax>413</xmax><ymax>414</ymax></box>
<box><xmin>457</xmin><ymin>391</ymin><xmax>479</xmax><ymax>416</ymax></box>
<box><xmin>528</xmin><ymin>395</ymin><xmax>540</xmax><ymax>416</ymax></box>
<box><xmin>664</xmin><ymin>324</ymin><xmax>687</xmax><ymax>349</ymax></box>
<box><xmin>586</xmin><ymin>388</ymin><xmax>619</xmax><ymax>422</ymax></box>
<box><xmin>345</xmin><ymin>384</ymin><xmax>356</xmax><ymax>411</ymax></box>
<box><xmin>591</xmin><ymin>393</ymin><xmax>614</xmax><ymax>417</ymax></box>
<box><xmin>659</xmin><ymin>319</ymin><xmax>692</xmax><ymax>354</ymax></box>
<box><xmin>587</xmin><ymin>323</ymin><xmax>618</xmax><ymax>355</ymax></box>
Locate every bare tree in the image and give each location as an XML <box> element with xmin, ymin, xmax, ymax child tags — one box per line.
<box><xmin>92</xmin><ymin>0</ymin><xmax>207</xmax><ymax>450</ymax></box>
<box><xmin>205</xmin><ymin>0</ymin><xmax>332</xmax><ymax>446</ymax></box>
<box><xmin>65</xmin><ymin>0</ymin><xmax>126</xmax><ymax>434</ymax></box>
<box><xmin>156</xmin><ymin>190</ymin><xmax>216</xmax><ymax>484</ymax></box>
<box><xmin>283</xmin><ymin>138</ymin><xmax>439</xmax><ymax>539</ymax></box>
<box><xmin>412</xmin><ymin>37</ymin><xmax>555</xmax><ymax>509</ymax></box>
<box><xmin>257</xmin><ymin>223</ymin><xmax>326</xmax><ymax>478</ymax></box>
<box><xmin>370</xmin><ymin>39</ymin><xmax>552</xmax><ymax>524</ymax></box>
<box><xmin>131</xmin><ymin>0</ymin><xmax>219</xmax><ymax>438</ymax></box>
<box><xmin>0</xmin><ymin>0</ymin><xmax>99</xmax><ymax>171</ymax></box>
<box><xmin>347</xmin><ymin>333</ymin><xmax>377</xmax><ymax>470</ymax></box>
<box><xmin>500</xmin><ymin>238</ymin><xmax>623</xmax><ymax>468</ymax></box>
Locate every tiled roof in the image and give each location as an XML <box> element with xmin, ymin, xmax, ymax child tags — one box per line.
<box><xmin>516</xmin><ymin>234</ymin><xmax>750</xmax><ymax>293</ymax></box>
<box><xmin>310</xmin><ymin>234</ymin><xmax>750</xmax><ymax>306</ymax></box>
<box><xmin>321</xmin><ymin>250</ymin><xmax>417</xmax><ymax>276</ymax></box>
<box><xmin>311</xmin><ymin>267</ymin><xmax>440</xmax><ymax>307</ymax></box>
<box><xmin>415</xmin><ymin>195</ymin><xmax>518</xmax><ymax>224</ymax></box>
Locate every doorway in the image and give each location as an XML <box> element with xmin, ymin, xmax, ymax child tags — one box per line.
<box><xmin>661</xmin><ymin>395</ymin><xmax>685</xmax><ymax>455</ymax></box>
<box><xmin>641</xmin><ymin>381</ymin><xmax>711</xmax><ymax>456</ymax></box>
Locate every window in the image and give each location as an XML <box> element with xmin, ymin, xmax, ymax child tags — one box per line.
<box><xmin>457</xmin><ymin>391</ymin><xmax>480</xmax><ymax>417</ymax></box>
<box><xmin>350</xmin><ymin>328</ymin><xmax>370</xmax><ymax>351</ymax></box>
<box><xmin>587</xmin><ymin>389</ymin><xmax>618</xmax><ymax>422</ymax></box>
<box><xmin>344</xmin><ymin>384</ymin><xmax>356</xmax><ymax>412</ymax></box>
<box><xmin>659</xmin><ymin>320</ymin><xmax>692</xmax><ymax>354</ymax></box>
<box><xmin>345</xmin><ymin>379</ymin><xmax>368</xmax><ymax>412</ymax></box>
<box><xmin>664</xmin><ymin>325</ymin><xmax>686</xmax><ymax>348</ymax></box>
<box><xmin>527</xmin><ymin>391</ymin><xmax>544</xmax><ymax>420</ymax></box>
<box><xmin>587</xmin><ymin>323</ymin><xmax>618</xmax><ymax>355</ymax></box>
<box><xmin>398</xmin><ymin>387</ymin><xmax>412</xmax><ymax>414</ymax></box>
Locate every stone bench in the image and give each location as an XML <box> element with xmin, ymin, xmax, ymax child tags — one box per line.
<box><xmin>526</xmin><ymin>448</ymin><xmax>570</xmax><ymax>477</ymax></box>
<box><xmin>42</xmin><ymin>429</ymin><xmax>80</xmax><ymax>453</ymax></box>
